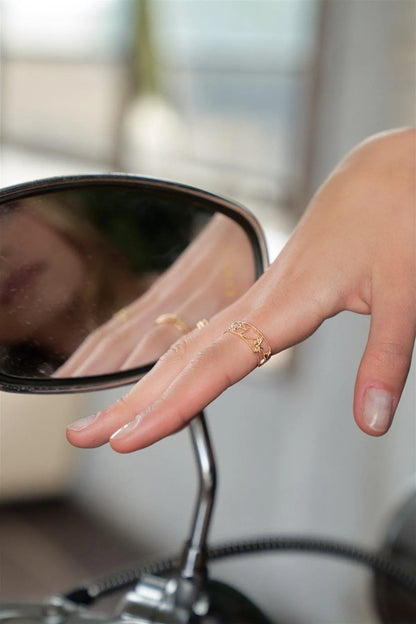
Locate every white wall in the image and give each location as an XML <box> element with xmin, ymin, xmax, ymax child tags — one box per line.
<box><xmin>71</xmin><ymin>2</ymin><xmax>415</xmax><ymax>622</ymax></box>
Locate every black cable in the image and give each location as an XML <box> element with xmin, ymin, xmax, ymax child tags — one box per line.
<box><xmin>64</xmin><ymin>535</ymin><xmax>416</xmax><ymax>606</ymax></box>
<box><xmin>208</xmin><ymin>536</ymin><xmax>416</xmax><ymax>590</ymax></box>
<box><xmin>65</xmin><ymin>554</ymin><xmax>181</xmax><ymax>605</ymax></box>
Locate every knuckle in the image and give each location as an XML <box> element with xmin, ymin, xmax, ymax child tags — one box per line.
<box><xmin>159</xmin><ymin>338</ymin><xmax>189</xmax><ymax>364</ymax></box>
<box><xmin>195</xmin><ymin>342</ymin><xmax>236</xmax><ymax>386</ymax></box>
<box><xmin>100</xmin><ymin>322</ymin><xmax>125</xmax><ymax>341</ymax></box>
<box><xmin>115</xmin><ymin>393</ymin><xmax>132</xmax><ymax>413</ymax></box>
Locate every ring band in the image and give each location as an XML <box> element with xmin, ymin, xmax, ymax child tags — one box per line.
<box><xmin>155</xmin><ymin>313</ymin><xmax>191</xmax><ymax>334</ymax></box>
<box><xmin>225</xmin><ymin>321</ymin><xmax>271</xmax><ymax>367</ymax></box>
<box><xmin>196</xmin><ymin>318</ymin><xmax>209</xmax><ymax>329</ymax></box>
<box><xmin>114</xmin><ymin>307</ymin><xmax>130</xmax><ymax>323</ymax></box>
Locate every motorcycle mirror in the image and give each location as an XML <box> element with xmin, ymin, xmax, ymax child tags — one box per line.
<box><xmin>0</xmin><ymin>174</ymin><xmax>267</xmax><ymax>394</ymax></box>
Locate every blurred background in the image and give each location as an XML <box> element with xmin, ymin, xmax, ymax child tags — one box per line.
<box><xmin>0</xmin><ymin>1</ymin><xmax>415</xmax><ymax>622</ymax></box>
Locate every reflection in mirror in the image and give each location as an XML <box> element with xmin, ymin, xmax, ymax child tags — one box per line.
<box><xmin>0</xmin><ymin>184</ymin><xmax>257</xmax><ymax>380</ymax></box>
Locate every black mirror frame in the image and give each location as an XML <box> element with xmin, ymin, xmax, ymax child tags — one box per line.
<box><xmin>0</xmin><ymin>173</ymin><xmax>268</xmax><ymax>394</ymax></box>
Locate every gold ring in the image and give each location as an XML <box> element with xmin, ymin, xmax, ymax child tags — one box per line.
<box><xmin>225</xmin><ymin>321</ymin><xmax>272</xmax><ymax>367</ymax></box>
<box><xmin>155</xmin><ymin>313</ymin><xmax>191</xmax><ymax>334</ymax></box>
<box><xmin>114</xmin><ymin>307</ymin><xmax>130</xmax><ymax>323</ymax></box>
<box><xmin>196</xmin><ymin>318</ymin><xmax>209</xmax><ymax>329</ymax></box>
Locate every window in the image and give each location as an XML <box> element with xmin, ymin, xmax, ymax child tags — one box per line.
<box><xmin>124</xmin><ymin>1</ymin><xmax>322</xmax><ymax>258</ymax></box>
<box><xmin>0</xmin><ymin>0</ymin><xmax>135</xmax><ymax>164</ymax></box>
<box><xmin>1</xmin><ymin>0</ymin><xmax>322</xmax><ymax>258</ymax></box>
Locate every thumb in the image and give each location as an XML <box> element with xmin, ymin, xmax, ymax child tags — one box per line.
<box><xmin>354</xmin><ymin>290</ymin><xmax>415</xmax><ymax>436</ymax></box>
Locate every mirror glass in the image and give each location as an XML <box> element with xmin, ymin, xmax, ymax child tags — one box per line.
<box><xmin>0</xmin><ymin>183</ymin><xmax>259</xmax><ymax>380</ymax></box>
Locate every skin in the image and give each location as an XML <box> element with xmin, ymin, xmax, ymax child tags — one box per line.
<box><xmin>67</xmin><ymin>128</ymin><xmax>416</xmax><ymax>451</ymax></box>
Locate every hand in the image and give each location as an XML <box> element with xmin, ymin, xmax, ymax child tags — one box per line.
<box><xmin>67</xmin><ymin>128</ymin><xmax>416</xmax><ymax>450</ymax></box>
<box><xmin>57</xmin><ymin>214</ymin><xmax>255</xmax><ymax>375</ymax></box>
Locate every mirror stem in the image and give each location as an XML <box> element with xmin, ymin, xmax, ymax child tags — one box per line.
<box><xmin>180</xmin><ymin>411</ymin><xmax>217</xmax><ymax>580</ymax></box>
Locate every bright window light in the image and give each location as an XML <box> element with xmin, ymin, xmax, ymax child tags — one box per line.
<box><xmin>0</xmin><ymin>0</ymin><xmax>134</xmax><ymax>59</ymax></box>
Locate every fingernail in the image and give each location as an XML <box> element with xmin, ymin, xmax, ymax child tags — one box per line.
<box><xmin>363</xmin><ymin>388</ymin><xmax>394</xmax><ymax>433</ymax></box>
<box><xmin>110</xmin><ymin>417</ymin><xmax>139</xmax><ymax>441</ymax></box>
<box><xmin>67</xmin><ymin>413</ymin><xmax>99</xmax><ymax>432</ymax></box>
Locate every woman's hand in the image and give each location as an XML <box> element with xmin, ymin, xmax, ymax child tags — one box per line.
<box><xmin>67</xmin><ymin>128</ymin><xmax>416</xmax><ymax>451</ymax></box>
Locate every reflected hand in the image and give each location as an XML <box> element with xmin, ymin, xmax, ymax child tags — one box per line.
<box><xmin>57</xmin><ymin>214</ymin><xmax>255</xmax><ymax>376</ymax></box>
<box><xmin>67</xmin><ymin>129</ymin><xmax>416</xmax><ymax>449</ymax></box>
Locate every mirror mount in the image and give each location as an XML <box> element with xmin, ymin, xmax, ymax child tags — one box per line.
<box><xmin>180</xmin><ymin>411</ymin><xmax>217</xmax><ymax>580</ymax></box>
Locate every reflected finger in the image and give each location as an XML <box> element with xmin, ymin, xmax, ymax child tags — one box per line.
<box><xmin>120</xmin><ymin>318</ymin><xmax>198</xmax><ymax>370</ymax></box>
<box><xmin>121</xmin><ymin>302</ymin><xmax>210</xmax><ymax>370</ymax></box>
<box><xmin>57</xmin><ymin>296</ymin><xmax>170</xmax><ymax>376</ymax></box>
<box><xmin>56</xmin><ymin>304</ymin><xmax>139</xmax><ymax>376</ymax></box>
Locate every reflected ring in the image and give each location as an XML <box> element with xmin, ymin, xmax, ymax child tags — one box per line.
<box><xmin>225</xmin><ymin>321</ymin><xmax>271</xmax><ymax>367</ymax></box>
<box><xmin>114</xmin><ymin>307</ymin><xmax>131</xmax><ymax>323</ymax></box>
<box><xmin>196</xmin><ymin>318</ymin><xmax>209</xmax><ymax>329</ymax></box>
<box><xmin>155</xmin><ymin>313</ymin><xmax>192</xmax><ymax>334</ymax></box>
